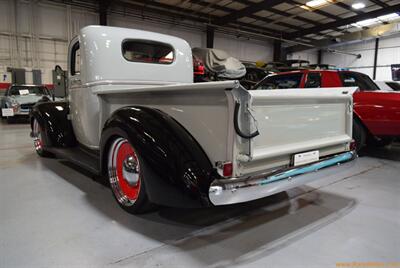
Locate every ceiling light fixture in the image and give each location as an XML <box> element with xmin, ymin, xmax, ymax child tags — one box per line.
<box><xmin>301</xmin><ymin>0</ymin><xmax>336</xmax><ymax>11</ymax></box>
<box><xmin>377</xmin><ymin>13</ymin><xmax>400</xmax><ymax>22</ymax></box>
<box><xmin>351</xmin><ymin>13</ymin><xmax>400</xmax><ymax>28</ymax></box>
<box><xmin>352</xmin><ymin>2</ymin><xmax>366</xmax><ymax>9</ymax></box>
<box><xmin>306</xmin><ymin>0</ymin><xmax>328</xmax><ymax>7</ymax></box>
<box><xmin>352</xmin><ymin>18</ymin><xmax>379</xmax><ymax>27</ymax></box>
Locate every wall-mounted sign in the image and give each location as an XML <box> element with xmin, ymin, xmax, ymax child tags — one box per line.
<box><xmin>391</xmin><ymin>64</ymin><xmax>400</xmax><ymax>81</ymax></box>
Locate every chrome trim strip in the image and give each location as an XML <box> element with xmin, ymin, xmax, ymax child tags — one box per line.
<box><xmin>209</xmin><ymin>151</ymin><xmax>356</xmax><ymax>206</ymax></box>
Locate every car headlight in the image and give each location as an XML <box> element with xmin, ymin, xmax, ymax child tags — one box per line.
<box><xmin>7</xmin><ymin>100</ymin><xmax>20</xmax><ymax>112</ymax></box>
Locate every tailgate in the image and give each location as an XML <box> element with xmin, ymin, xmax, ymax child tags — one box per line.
<box><xmin>233</xmin><ymin>87</ymin><xmax>356</xmax><ymax>176</ymax></box>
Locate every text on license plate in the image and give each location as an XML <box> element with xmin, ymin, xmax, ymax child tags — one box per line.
<box><xmin>293</xmin><ymin>150</ymin><xmax>319</xmax><ymax>166</ymax></box>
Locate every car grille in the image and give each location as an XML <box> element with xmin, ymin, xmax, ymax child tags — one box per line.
<box><xmin>20</xmin><ymin>103</ymin><xmax>35</xmax><ymax>110</ymax></box>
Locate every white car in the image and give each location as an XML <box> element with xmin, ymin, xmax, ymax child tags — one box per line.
<box><xmin>0</xmin><ymin>85</ymin><xmax>55</xmax><ymax>123</ymax></box>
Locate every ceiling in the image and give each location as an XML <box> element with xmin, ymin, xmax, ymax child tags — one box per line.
<box><xmin>54</xmin><ymin>0</ymin><xmax>400</xmax><ymax>50</ymax></box>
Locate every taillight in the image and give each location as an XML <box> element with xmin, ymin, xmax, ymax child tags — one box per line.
<box><xmin>350</xmin><ymin>139</ymin><xmax>357</xmax><ymax>151</ymax></box>
<box><xmin>195</xmin><ymin>65</ymin><xmax>205</xmax><ymax>75</ymax></box>
<box><xmin>223</xmin><ymin>162</ymin><xmax>233</xmax><ymax>177</ymax></box>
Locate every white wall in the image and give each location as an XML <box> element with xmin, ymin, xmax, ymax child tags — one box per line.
<box><xmin>287</xmin><ymin>49</ymin><xmax>319</xmax><ymax>64</ymax></box>
<box><xmin>0</xmin><ymin>0</ymin><xmax>274</xmax><ymax>84</ymax></box>
<box><xmin>321</xmin><ymin>35</ymin><xmax>400</xmax><ymax>80</ymax></box>
<box><xmin>287</xmin><ymin>35</ymin><xmax>400</xmax><ymax>81</ymax></box>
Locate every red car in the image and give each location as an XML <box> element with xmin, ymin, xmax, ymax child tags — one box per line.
<box><xmin>254</xmin><ymin>70</ymin><xmax>400</xmax><ymax>150</ymax></box>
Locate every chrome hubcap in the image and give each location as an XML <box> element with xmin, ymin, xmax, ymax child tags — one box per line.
<box><xmin>123</xmin><ymin>155</ymin><xmax>140</xmax><ymax>186</ymax></box>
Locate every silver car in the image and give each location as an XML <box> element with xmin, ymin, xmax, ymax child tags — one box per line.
<box><xmin>0</xmin><ymin>85</ymin><xmax>53</xmax><ymax>123</ymax></box>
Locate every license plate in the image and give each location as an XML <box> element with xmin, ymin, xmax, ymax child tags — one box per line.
<box><xmin>2</xmin><ymin>108</ymin><xmax>14</xmax><ymax>117</ymax></box>
<box><xmin>293</xmin><ymin>150</ymin><xmax>319</xmax><ymax>166</ymax></box>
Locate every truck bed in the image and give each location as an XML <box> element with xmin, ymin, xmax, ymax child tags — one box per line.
<box><xmin>93</xmin><ymin>81</ymin><xmax>355</xmax><ymax>178</ymax></box>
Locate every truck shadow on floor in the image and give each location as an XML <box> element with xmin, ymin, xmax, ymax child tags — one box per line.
<box><xmin>41</xmin><ymin>158</ymin><xmax>357</xmax><ymax>267</ymax></box>
<box><xmin>361</xmin><ymin>143</ymin><xmax>400</xmax><ymax>162</ymax></box>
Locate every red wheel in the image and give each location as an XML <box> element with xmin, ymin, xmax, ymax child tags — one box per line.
<box><xmin>108</xmin><ymin>137</ymin><xmax>152</xmax><ymax>213</ymax></box>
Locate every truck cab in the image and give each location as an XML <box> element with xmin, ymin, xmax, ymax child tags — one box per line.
<box><xmin>30</xmin><ymin>26</ymin><xmax>356</xmax><ymax>214</ymax></box>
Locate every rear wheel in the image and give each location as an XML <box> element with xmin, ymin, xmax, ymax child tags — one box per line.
<box><xmin>353</xmin><ymin>119</ymin><xmax>366</xmax><ymax>153</ymax></box>
<box><xmin>108</xmin><ymin>137</ymin><xmax>152</xmax><ymax>214</ymax></box>
<box><xmin>32</xmin><ymin>118</ymin><xmax>52</xmax><ymax>157</ymax></box>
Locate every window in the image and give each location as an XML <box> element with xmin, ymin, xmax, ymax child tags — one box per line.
<box><xmin>255</xmin><ymin>73</ymin><xmax>303</xmax><ymax>90</ymax></box>
<box><xmin>8</xmin><ymin>86</ymin><xmax>48</xmax><ymax>96</ymax></box>
<box><xmin>305</xmin><ymin>73</ymin><xmax>321</xmax><ymax>88</ymax></box>
<box><xmin>386</xmin><ymin>82</ymin><xmax>400</xmax><ymax>91</ymax></box>
<box><xmin>122</xmin><ymin>40</ymin><xmax>174</xmax><ymax>64</ymax></box>
<box><xmin>70</xmin><ymin>42</ymin><xmax>80</xmax><ymax>76</ymax></box>
<box><xmin>339</xmin><ymin>72</ymin><xmax>379</xmax><ymax>91</ymax></box>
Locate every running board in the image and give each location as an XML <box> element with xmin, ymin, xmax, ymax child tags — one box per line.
<box><xmin>49</xmin><ymin>146</ymin><xmax>101</xmax><ymax>175</ymax></box>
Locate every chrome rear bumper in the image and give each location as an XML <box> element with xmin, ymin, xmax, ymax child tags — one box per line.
<box><xmin>209</xmin><ymin>151</ymin><xmax>356</xmax><ymax>206</ymax></box>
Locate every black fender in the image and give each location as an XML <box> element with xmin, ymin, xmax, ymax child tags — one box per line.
<box><xmin>100</xmin><ymin>106</ymin><xmax>218</xmax><ymax>208</ymax></box>
<box><xmin>30</xmin><ymin>101</ymin><xmax>77</xmax><ymax>148</ymax></box>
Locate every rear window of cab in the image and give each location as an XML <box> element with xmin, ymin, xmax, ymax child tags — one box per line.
<box><xmin>122</xmin><ymin>40</ymin><xmax>174</xmax><ymax>64</ymax></box>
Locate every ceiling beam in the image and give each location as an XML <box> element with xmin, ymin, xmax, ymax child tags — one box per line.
<box><xmin>122</xmin><ymin>0</ymin><xmax>291</xmax><ymax>37</ymax></box>
<box><xmin>287</xmin><ymin>3</ymin><xmax>400</xmax><ymax>39</ymax></box>
<box><xmin>334</xmin><ymin>2</ymin><xmax>364</xmax><ymax>15</ymax></box>
<box><xmin>212</xmin><ymin>0</ymin><xmax>287</xmax><ymax>25</ymax></box>
<box><xmin>286</xmin><ymin>0</ymin><xmax>341</xmax><ymax>21</ymax></box>
<box><xmin>233</xmin><ymin>0</ymin><xmax>319</xmax><ymax>26</ymax></box>
<box><xmin>189</xmin><ymin>0</ymin><xmax>309</xmax><ymax>31</ymax></box>
<box><xmin>287</xmin><ymin>20</ymin><xmax>400</xmax><ymax>52</ymax></box>
<box><xmin>369</xmin><ymin>0</ymin><xmax>389</xmax><ymax>8</ymax></box>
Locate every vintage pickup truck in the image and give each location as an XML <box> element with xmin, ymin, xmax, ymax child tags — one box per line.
<box><xmin>30</xmin><ymin>26</ymin><xmax>356</xmax><ymax>214</ymax></box>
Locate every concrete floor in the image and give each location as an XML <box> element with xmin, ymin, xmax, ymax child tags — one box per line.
<box><xmin>0</xmin><ymin>120</ymin><xmax>399</xmax><ymax>268</ymax></box>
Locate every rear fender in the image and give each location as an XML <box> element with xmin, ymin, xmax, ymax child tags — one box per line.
<box><xmin>30</xmin><ymin>101</ymin><xmax>77</xmax><ymax>148</ymax></box>
<box><xmin>100</xmin><ymin>106</ymin><xmax>217</xmax><ymax>208</ymax></box>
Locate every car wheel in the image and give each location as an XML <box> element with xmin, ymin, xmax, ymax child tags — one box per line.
<box><xmin>108</xmin><ymin>137</ymin><xmax>153</xmax><ymax>214</ymax></box>
<box><xmin>353</xmin><ymin>119</ymin><xmax>366</xmax><ymax>152</ymax></box>
<box><xmin>32</xmin><ymin>118</ymin><xmax>53</xmax><ymax>157</ymax></box>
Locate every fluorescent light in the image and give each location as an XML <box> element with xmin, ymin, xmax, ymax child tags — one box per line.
<box><xmin>378</xmin><ymin>13</ymin><xmax>400</xmax><ymax>22</ymax></box>
<box><xmin>352</xmin><ymin>18</ymin><xmax>379</xmax><ymax>27</ymax></box>
<box><xmin>351</xmin><ymin>13</ymin><xmax>400</xmax><ymax>28</ymax></box>
<box><xmin>352</xmin><ymin>2</ymin><xmax>365</xmax><ymax>9</ymax></box>
<box><xmin>306</xmin><ymin>0</ymin><xmax>327</xmax><ymax>7</ymax></box>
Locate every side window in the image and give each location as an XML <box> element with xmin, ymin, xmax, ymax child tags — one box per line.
<box><xmin>70</xmin><ymin>42</ymin><xmax>80</xmax><ymax>76</ymax></box>
<box><xmin>256</xmin><ymin>74</ymin><xmax>303</xmax><ymax>90</ymax></box>
<box><xmin>339</xmin><ymin>72</ymin><xmax>379</xmax><ymax>91</ymax></box>
<box><xmin>386</xmin><ymin>82</ymin><xmax>400</xmax><ymax>91</ymax></box>
<box><xmin>305</xmin><ymin>73</ymin><xmax>321</xmax><ymax>88</ymax></box>
<box><xmin>122</xmin><ymin>40</ymin><xmax>174</xmax><ymax>64</ymax></box>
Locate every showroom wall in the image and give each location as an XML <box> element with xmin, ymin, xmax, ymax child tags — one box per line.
<box><xmin>0</xmin><ymin>0</ymin><xmax>273</xmax><ymax>86</ymax></box>
<box><xmin>289</xmin><ymin>32</ymin><xmax>400</xmax><ymax>81</ymax></box>
<box><xmin>322</xmin><ymin>34</ymin><xmax>400</xmax><ymax>80</ymax></box>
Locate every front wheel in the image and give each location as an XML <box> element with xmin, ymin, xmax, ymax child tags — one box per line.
<box><xmin>107</xmin><ymin>137</ymin><xmax>153</xmax><ymax>214</ymax></box>
<box><xmin>32</xmin><ymin>118</ymin><xmax>53</xmax><ymax>157</ymax></box>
